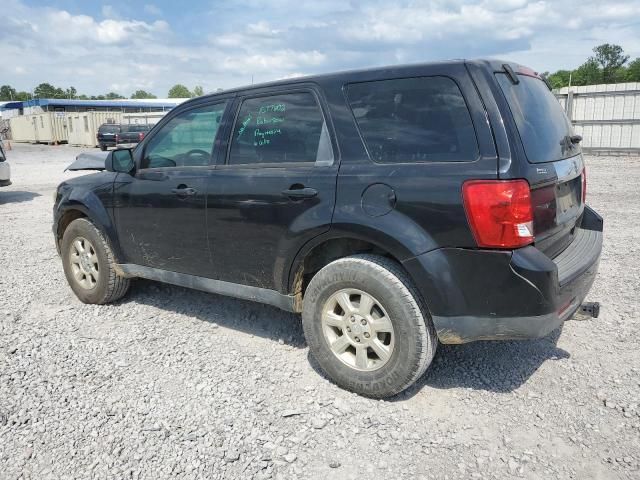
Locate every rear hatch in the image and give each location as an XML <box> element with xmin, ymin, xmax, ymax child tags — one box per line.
<box><xmin>495</xmin><ymin>67</ymin><xmax>585</xmax><ymax>258</ymax></box>
<box><xmin>98</xmin><ymin>124</ymin><xmax>120</xmax><ymax>142</ymax></box>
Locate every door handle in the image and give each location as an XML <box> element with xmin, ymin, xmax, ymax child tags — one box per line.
<box><xmin>171</xmin><ymin>186</ymin><xmax>197</xmax><ymax>197</ymax></box>
<box><xmin>281</xmin><ymin>186</ymin><xmax>318</xmax><ymax>199</ymax></box>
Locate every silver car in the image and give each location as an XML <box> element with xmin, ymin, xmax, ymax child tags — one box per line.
<box><xmin>0</xmin><ymin>141</ymin><xmax>10</xmax><ymax>187</ymax></box>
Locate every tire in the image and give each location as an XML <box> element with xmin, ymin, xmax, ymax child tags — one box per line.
<box><xmin>61</xmin><ymin>218</ymin><xmax>130</xmax><ymax>304</ymax></box>
<box><xmin>100</xmin><ymin>144</ymin><xmax>107</xmax><ymax>151</ymax></box>
<box><xmin>302</xmin><ymin>254</ymin><xmax>437</xmax><ymax>398</ymax></box>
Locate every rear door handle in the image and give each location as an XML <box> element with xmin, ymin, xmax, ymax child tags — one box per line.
<box><xmin>171</xmin><ymin>186</ymin><xmax>197</xmax><ymax>197</ymax></box>
<box><xmin>281</xmin><ymin>187</ymin><xmax>318</xmax><ymax>199</ymax></box>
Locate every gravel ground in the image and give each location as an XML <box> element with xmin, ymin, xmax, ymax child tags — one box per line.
<box><xmin>1</xmin><ymin>143</ymin><xmax>639</xmax><ymax>480</ymax></box>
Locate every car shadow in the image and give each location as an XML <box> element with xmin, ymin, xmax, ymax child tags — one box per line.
<box><xmin>124</xmin><ymin>279</ymin><xmax>569</xmax><ymax>396</ymax></box>
<box><xmin>306</xmin><ymin>327</ymin><xmax>569</xmax><ymax>399</ymax></box>
<box><xmin>397</xmin><ymin>328</ymin><xmax>569</xmax><ymax>399</ymax></box>
<box><xmin>0</xmin><ymin>190</ymin><xmax>41</xmax><ymax>204</ymax></box>
<box><xmin>124</xmin><ymin>279</ymin><xmax>306</xmax><ymax>348</ymax></box>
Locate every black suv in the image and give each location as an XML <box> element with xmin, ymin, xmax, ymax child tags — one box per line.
<box><xmin>53</xmin><ymin>60</ymin><xmax>603</xmax><ymax>398</ymax></box>
<box><xmin>97</xmin><ymin>123</ymin><xmax>121</xmax><ymax>151</ymax></box>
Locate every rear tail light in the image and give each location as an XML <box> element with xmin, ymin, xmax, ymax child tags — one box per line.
<box><xmin>138</xmin><ymin>132</ymin><xmax>145</xmax><ymax>141</ymax></box>
<box><xmin>582</xmin><ymin>167</ymin><xmax>587</xmax><ymax>203</ymax></box>
<box><xmin>462</xmin><ymin>179</ymin><xmax>534</xmax><ymax>249</ymax></box>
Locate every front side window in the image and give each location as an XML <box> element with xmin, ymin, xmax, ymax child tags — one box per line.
<box><xmin>347</xmin><ymin>76</ymin><xmax>478</xmax><ymax>163</ymax></box>
<box><xmin>142</xmin><ymin>102</ymin><xmax>227</xmax><ymax>169</ymax></box>
<box><xmin>228</xmin><ymin>92</ymin><xmax>333</xmax><ymax>166</ymax></box>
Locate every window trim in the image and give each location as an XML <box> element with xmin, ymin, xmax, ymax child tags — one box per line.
<box><xmin>344</xmin><ymin>75</ymin><xmax>481</xmax><ymax>165</ymax></box>
<box><xmin>221</xmin><ymin>88</ymin><xmax>336</xmax><ymax>169</ymax></box>
<box><xmin>137</xmin><ymin>99</ymin><xmax>231</xmax><ymax>171</ymax></box>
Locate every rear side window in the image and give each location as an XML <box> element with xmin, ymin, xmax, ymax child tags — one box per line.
<box><xmin>347</xmin><ymin>77</ymin><xmax>478</xmax><ymax>163</ymax></box>
<box><xmin>228</xmin><ymin>92</ymin><xmax>333</xmax><ymax>166</ymax></box>
<box><xmin>495</xmin><ymin>73</ymin><xmax>577</xmax><ymax>163</ymax></box>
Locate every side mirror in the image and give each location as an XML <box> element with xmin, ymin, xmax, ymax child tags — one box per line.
<box><xmin>105</xmin><ymin>148</ymin><xmax>135</xmax><ymax>174</ymax></box>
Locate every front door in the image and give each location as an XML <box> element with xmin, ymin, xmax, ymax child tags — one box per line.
<box><xmin>206</xmin><ymin>90</ymin><xmax>338</xmax><ymax>292</ymax></box>
<box><xmin>113</xmin><ymin>101</ymin><xmax>228</xmax><ymax>277</ymax></box>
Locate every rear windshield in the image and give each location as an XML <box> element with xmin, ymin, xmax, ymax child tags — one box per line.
<box><xmin>496</xmin><ymin>73</ymin><xmax>578</xmax><ymax>163</ymax></box>
<box><xmin>99</xmin><ymin>124</ymin><xmax>120</xmax><ymax>134</ymax></box>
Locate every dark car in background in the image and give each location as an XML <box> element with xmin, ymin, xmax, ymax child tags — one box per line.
<box><xmin>97</xmin><ymin>123</ymin><xmax>152</xmax><ymax>150</ymax></box>
<box><xmin>97</xmin><ymin>123</ymin><xmax>121</xmax><ymax>151</ymax></box>
<box><xmin>115</xmin><ymin>124</ymin><xmax>152</xmax><ymax>147</ymax></box>
<box><xmin>53</xmin><ymin>59</ymin><xmax>603</xmax><ymax>398</ymax></box>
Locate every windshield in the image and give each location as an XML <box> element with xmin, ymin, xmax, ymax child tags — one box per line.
<box><xmin>495</xmin><ymin>73</ymin><xmax>579</xmax><ymax>163</ymax></box>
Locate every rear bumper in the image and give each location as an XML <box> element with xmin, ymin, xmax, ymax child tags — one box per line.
<box><xmin>403</xmin><ymin>206</ymin><xmax>603</xmax><ymax>344</ymax></box>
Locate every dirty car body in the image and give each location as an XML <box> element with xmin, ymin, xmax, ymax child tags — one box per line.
<box><xmin>53</xmin><ymin>59</ymin><xmax>603</xmax><ymax>396</ymax></box>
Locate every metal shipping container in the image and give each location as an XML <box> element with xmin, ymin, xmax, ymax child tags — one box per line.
<box><xmin>9</xmin><ymin>112</ymin><xmax>69</xmax><ymax>144</ymax></box>
<box><xmin>68</xmin><ymin>111</ymin><xmax>123</xmax><ymax>147</ymax></box>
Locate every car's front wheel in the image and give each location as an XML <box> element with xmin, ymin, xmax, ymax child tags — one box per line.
<box><xmin>302</xmin><ymin>254</ymin><xmax>437</xmax><ymax>398</ymax></box>
<box><xmin>61</xmin><ymin>218</ymin><xmax>130</xmax><ymax>304</ymax></box>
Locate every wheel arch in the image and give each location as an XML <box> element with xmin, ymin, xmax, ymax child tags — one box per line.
<box><xmin>55</xmin><ymin>194</ymin><xmax>122</xmax><ymax>262</ymax></box>
<box><xmin>286</xmin><ymin>226</ymin><xmax>426</xmax><ymax>307</ymax></box>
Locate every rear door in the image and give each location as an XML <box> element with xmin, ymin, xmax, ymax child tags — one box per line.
<box><xmin>494</xmin><ymin>69</ymin><xmax>585</xmax><ymax>257</ymax></box>
<box><xmin>113</xmin><ymin>101</ymin><xmax>228</xmax><ymax>277</ymax></box>
<box><xmin>205</xmin><ymin>88</ymin><xmax>338</xmax><ymax>291</ymax></box>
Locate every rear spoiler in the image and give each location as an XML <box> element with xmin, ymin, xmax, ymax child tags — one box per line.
<box><xmin>502</xmin><ymin>63</ymin><xmax>552</xmax><ymax>90</ymax></box>
<box><xmin>65</xmin><ymin>151</ymin><xmax>109</xmax><ymax>171</ymax></box>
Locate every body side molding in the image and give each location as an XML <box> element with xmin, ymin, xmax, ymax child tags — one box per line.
<box><xmin>118</xmin><ymin>264</ymin><xmax>299</xmax><ymax>312</ymax></box>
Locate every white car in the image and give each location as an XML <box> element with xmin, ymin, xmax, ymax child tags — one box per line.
<box><xmin>0</xmin><ymin>141</ymin><xmax>10</xmax><ymax>187</ymax></box>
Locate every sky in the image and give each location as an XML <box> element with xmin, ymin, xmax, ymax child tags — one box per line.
<box><xmin>2</xmin><ymin>0</ymin><xmax>640</xmax><ymax>97</ymax></box>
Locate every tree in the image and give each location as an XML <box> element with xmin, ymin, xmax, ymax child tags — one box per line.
<box><xmin>33</xmin><ymin>82</ymin><xmax>65</xmax><ymax>98</ymax></box>
<box><xmin>626</xmin><ymin>58</ymin><xmax>640</xmax><ymax>82</ymax></box>
<box><xmin>168</xmin><ymin>84</ymin><xmax>191</xmax><ymax>98</ymax></box>
<box><xmin>15</xmin><ymin>91</ymin><xmax>31</xmax><ymax>101</ymax></box>
<box><xmin>192</xmin><ymin>85</ymin><xmax>204</xmax><ymax>97</ymax></box>
<box><xmin>0</xmin><ymin>85</ymin><xmax>18</xmax><ymax>101</ymax></box>
<box><xmin>572</xmin><ymin>59</ymin><xmax>601</xmax><ymax>86</ymax></box>
<box><xmin>591</xmin><ymin>43</ymin><xmax>629</xmax><ymax>83</ymax></box>
<box><xmin>131</xmin><ymin>90</ymin><xmax>157</xmax><ymax>99</ymax></box>
<box><xmin>104</xmin><ymin>92</ymin><xmax>125</xmax><ymax>100</ymax></box>
<box><xmin>65</xmin><ymin>86</ymin><xmax>77</xmax><ymax>99</ymax></box>
<box><xmin>545</xmin><ymin>70</ymin><xmax>572</xmax><ymax>89</ymax></box>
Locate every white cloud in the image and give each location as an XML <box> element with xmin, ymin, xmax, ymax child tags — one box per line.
<box><xmin>0</xmin><ymin>0</ymin><xmax>639</xmax><ymax>97</ymax></box>
<box><xmin>144</xmin><ymin>4</ymin><xmax>162</xmax><ymax>16</ymax></box>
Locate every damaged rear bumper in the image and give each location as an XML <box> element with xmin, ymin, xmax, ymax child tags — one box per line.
<box><xmin>403</xmin><ymin>206</ymin><xmax>603</xmax><ymax>344</ymax></box>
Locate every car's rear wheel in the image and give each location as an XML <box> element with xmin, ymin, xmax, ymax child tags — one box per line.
<box><xmin>302</xmin><ymin>254</ymin><xmax>437</xmax><ymax>398</ymax></box>
<box><xmin>61</xmin><ymin>218</ymin><xmax>130</xmax><ymax>304</ymax></box>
